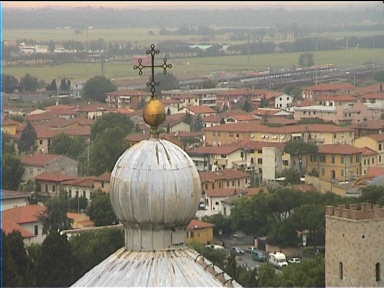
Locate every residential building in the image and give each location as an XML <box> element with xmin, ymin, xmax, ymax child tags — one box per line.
<box><xmin>160</xmin><ymin>113</ymin><xmax>191</xmax><ymax>133</ymax></box>
<box><xmin>302</xmin><ymin>83</ymin><xmax>355</xmax><ymax>99</ymax></box>
<box><xmin>21</xmin><ymin>153</ymin><xmax>78</xmax><ymax>183</ymax></box>
<box><xmin>203</xmin><ymin>123</ymin><xmax>354</xmax><ymax>146</ymax></box>
<box><xmin>3</xmin><ymin>204</ymin><xmax>47</xmax><ymax>245</ymax></box>
<box><xmin>358</xmin><ymin>147</ymin><xmax>379</xmax><ymax>175</ymax></box>
<box><xmin>272</xmin><ymin>93</ymin><xmax>294</xmax><ymax>110</ymax></box>
<box><xmin>187</xmin><ymin>105</ymin><xmax>216</xmax><ymax>118</ymax></box>
<box><xmin>62</xmin><ymin>177</ymin><xmax>97</xmax><ymax>200</ymax></box>
<box><xmin>354</xmin><ymin>134</ymin><xmax>384</xmax><ymax>166</ymax></box>
<box><xmin>1</xmin><ymin>190</ymin><xmax>31</xmax><ymax>211</ymax></box>
<box><xmin>352</xmin><ymin>120</ymin><xmax>384</xmax><ymax>137</ymax></box>
<box><xmin>2</xmin><ymin>119</ymin><xmax>21</xmax><ymax>136</ymax></box>
<box><xmin>307</xmin><ymin>144</ymin><xmax>362</xmax><ymax>182</ymax></box>
<box><xmin>35</xmin><ymin>172</ymin><xmax>76</xmax><ymax>198</ymax></box>
<box><xmin>105</xmin><ymin>90</ymin><xmax>150</xmax><ymax>109</ymax></box>
<box><xmin>325</xmin><ymin>203</ymin><xmax>384</xmax><ymax>287</ymax></box>
<box><xmin>186</xmin><ymin>220</ymin><xmax>214</xmax><ymax>245</ymax></box>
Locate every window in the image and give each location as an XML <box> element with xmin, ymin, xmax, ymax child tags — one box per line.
<box><xmin>221</xmin><ymin>154</ymin><xmax>226</xmax><ymax>158</ymax></box>
<box><xmin>380</xmin><ymin>156</ymin><xmax>382</xmax><ymax>163</ymax></box>
<box><xmin>83</xmin><ymin>191</ymin><xmax>86</xmax><ymax>198</ymax></box>
<box><xmin>215</xmin><ymin>201</ymin><xmax>219</xmax><ymax>205</ymax></box>
<box><xmin>39</xmin><ymin>140</ymin><xmax>43</xmax><ymax>145</ymax></box>
<box><xmin>45</xmin><ymin>184</ymin><xmax>48</xmax><ymax>193</ymax></box>
<box><xmin>258</xmin><ymin>158</ymin><xmax>262</xmax><ymax>164</ymax></box>
<box><xmin>232</xmin><ymin>180</ymin><xmax>235</xmax><ymax>187</ymax></box>
<box><xmin>236</xmin><ymin>134</ymin><xmax>239</xmax><ymax>138</ymax></box>
<box><xmin>341</xmin><ymin>169</ymin><xmax>344</xmax><ymax>177</ymax></box>
<box><xmin>240</xmin><ymin>152</ymin><xmax>244</xmax><ymax>158</ymax></box>
<box><xmin>238</xmin><ymin>180</ymin><xmax>240</xmax><ymax>186</ymax></box>
<box><xmin>52</xmin><ymin>185</ymin><xmax>56</xmax><ymax>192</ymax></box>
<box><xmin>283</xmin><ymin>160</ymin><xmax>289</xmax><ymax>166</ymax></box>
<box><xmin>320</xmin><ymin>155</ymin><xmax>325</xmax><ymax>163</ymax></box>
<box><xmin>212</xmin><ymin>183</ymin><xmax>215</xmax><ymax>189</ymax></box>
<box><xmin>380</xmin><ymin>144</ymin><xmax>382</xmax><ymax>151</ymax></box>
<box><xmin>341</xmin><ymin>156</ymin><xmax>344</xmax><ymax>164</ymax></box>
<box><xmin>364</xmin><ymin>159</ymin><xmax>367</xmax><ymax>165</ymax></box>
<box><xmin>257</xmin><ymin>149</ymin><xmax>262</xmax><ymax>154</ymax></box>
<box><xmin>373</xmin><ymin>158</ymin><xmax>375</xmax><ymax>164</ymax></box>
<box><xmin>34</xmin><ymin>225</ymin><xmax>38</xmax><ymax>236</ymax></box>
<box><xmin>376</xmin><ymin>263</ymin><xmax>381</xmax><ymax>282</ymax></box>
<box><xmin>339</xmin><ymin>262</ymin><xmax>343</xmax><ymax>280</ymax></box>
<box><xmin>205</xmin><ymin>184</ymin><xmax>208</xmax><ymax>190</ymax></box>
<box><xmin>332</xmin><ymin>156</ymin><xmax>335</xmax><ymax>164</ymax></box>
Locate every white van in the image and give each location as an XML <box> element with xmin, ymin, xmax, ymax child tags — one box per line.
<box><xmin>268</xmin><ymin>252</ymin><xmax>288</xmax><ymax>269</ymax></box>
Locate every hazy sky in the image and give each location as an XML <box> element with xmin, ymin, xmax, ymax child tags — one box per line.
<box><xmin>4</xmin><ymin>1</ymin><xmax>379</xmax><ymax>8</ymax></box>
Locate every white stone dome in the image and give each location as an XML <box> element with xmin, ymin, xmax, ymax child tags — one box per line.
<box><xmin>110</xmin><ymin>138</ymin><xmax>201</xmax><ymax>250</ymax></box>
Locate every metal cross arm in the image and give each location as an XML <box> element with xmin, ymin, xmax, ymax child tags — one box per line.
<box><xmin>133</xmin><ymin>44</ymin><xmax>173</xmax><ymax>98</ymax></box>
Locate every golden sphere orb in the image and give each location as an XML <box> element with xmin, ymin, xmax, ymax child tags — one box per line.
<box><xmin>143</xmin><ymin>99</ymin><xmax>166</xmax><ymax>127</ymax></box>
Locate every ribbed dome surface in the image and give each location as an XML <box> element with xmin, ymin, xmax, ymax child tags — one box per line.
<box><xmin>110</xmin><ymin>138</ymin><xmax>201</xmax><ymax>227</ymax></box>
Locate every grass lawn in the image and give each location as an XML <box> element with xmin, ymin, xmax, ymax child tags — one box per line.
<box><xmin>5</xmin><ymin>48</ymin><xmax>384</xmax><ymax>82</ymax></box>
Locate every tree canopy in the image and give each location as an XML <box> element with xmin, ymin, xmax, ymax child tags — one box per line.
<box><xmin>39</xmin><ymin>196</ymin><xmax>73</xmax><ymax>234</ymax></box>
<box><xmin>149</xmin><ymin>72</ymin><xmax>179</xmax><ymax>97</ymax></box>
<box><xmin>19</xmin><ymin>73</ymin><xmax>39</xmax><ymax>92</ymax></box>
<box><xmin>3</xmin><ymin>74</ymin><xmax>19</xmax><ymax>93</ymax></box>
<box><xmin>87</xmin><ymin>192</ymin><xmax>118</xmax><ymax>226</ymax></box>
<box><xmin>91</xmin><ymin>113</ymin><xmax>134</xmax><ymax>141</ymax></box>
<box><xmin>298</xmin><ymin>53</ymin><xmax>314</xmax><ymax>67</ymax></box>
<box><xmin>49</xmin><ymin>133</ymin><xmax>86</xmax><ymax>160</ymax></box>
<box><xmin>81</xmin><ymin>75</ymin><xmax>116</xmax><ymax>102</ymax></box>
<box><xmin>18</xmin><ymin>121</ymin><xmax>37</xmax><ymax>153</ymax></box>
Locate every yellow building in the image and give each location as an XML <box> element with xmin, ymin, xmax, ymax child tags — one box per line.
<box><xmin>186</xmin><ymin>219</ymin><xmax>214</xmax><ymax>245</ymax></box>
<box><xmin>204</xmin><ymin>123</ymin><xmax>354</xmax><ymax>146</ymax></box>
<box><xmin>307</xmin><ymin>144</ymin><xmax>362</xmax><ymax>182</ymax></box>
<box><xmin>2</xmin><ymin>119</ymin><xmax>21</xmax><ymax>136</ymax></box>
<box><xmin>354</xmin><ymin>134</ymin><xmax>384</xmax><ymax>166</ymax></box>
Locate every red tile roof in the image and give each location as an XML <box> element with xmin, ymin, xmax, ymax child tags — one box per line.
<box><xmin>34</xmin><ymin>125</ymin><xmax>91</xmax><ymax>138</ymax></box>
<box><xmin>95</xmin><ymin>172</ymin><xmax>111</xmax><ymax>182</ymax></box>
<box><xmin>207</xmin><ymin>188</ymin><xmax>240</xmax><ymax>198</ymax></box>
<box><xmin>3</xmin><ymin>205</ymin><xmax>47</xmax><ymax>238</ymax></box>
<box><xmin>252</xmin><ymin>108</ymin><xmax>281</xmax><ymax>116</ymax></box>
<box><xmin>106</xmin><ymin>90</ymin><xmax>150</xmax><ymax>97</ymax></box>
<box><xmin>317</xmin><ymin>94</ymin><xmax>357</xmax><ymax>102</ymax></box>
<box><xmin>21</xmin><ymin>153</ymin><xmax>62</xmax><ymax>167</ymax></box>
<box><xmin>309</xmin><ymin>83</ymin><xmax>355</xmax><ymax>91</ymax></box>
<box><xmin>187</xmin><ymin>219</ymin><xmax>214</xmax><ymax>230</ymax></box>
<box><xmin>225</xmin><ymin>113</ymin><xmax>257</xmax><ymax>122</ymax></box>
<box><xmin>62</xmin><ymin>177</ymin><xmax>95</xmax><ymax>188</ymax></box>
<box><xmin>204</xmin><ymin>122</ymin><xmax>352</xmax><ymax>134</ymax></box>
<box><xmin>367</xmin><ymin>167</ymin><xmax>384</xmax><ymax>177</ymax></box>
<box><xmin>187</xmin><ymin>106</ymin><xmax>216</xmax><ymax>114</ymax></box>
<box><xmin>203</xmin><ymin>115</ymin><xmax>222</xmax><ymax>123</ymax></box>
<box><xmin>318</xmin><ymin>144</ymin><xmax>362</xmax><ymax>155</ymax></box>
<box><xmin>35</xmin><ymin>172</ymin><xmax>76</xmax><ymax>182</ymax></box>
<box><xmin>199</xmin><ymin>169</ymin><xmax>248</xmax><ymax>183</ymax></box>
<box><xmin>3</xmin><ymin>119</ymin><xmax>20</xmax><ymax>126</ymax></box>
<box><xmin>362</xmin><ymin>93</ymin><xmax>384</xmax><ymax>100</ymax></box>
<box><xmin>357</xmin><ymin>147</ymin><xmax>378</xmax><ymax>156</ymax></box>
<box><xmin>353</xmin><ymin>120</ymin><xmax>384</xmax><ymax>130</ymax></box>
<box><xmin>45</xmin><ymin>104</ymin><xmax>76</xmax><ymax>111</ymax></box>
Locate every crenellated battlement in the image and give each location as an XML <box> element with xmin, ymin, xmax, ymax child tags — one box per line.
<box><xmin>325</xmin><ymin>202</ymin><xmax>384</xmax><ymax>220</ymax></box>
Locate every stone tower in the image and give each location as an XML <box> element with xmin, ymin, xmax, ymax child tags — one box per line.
<box><xmin>325</xmin><ymin>203</ymin><xmax>384</xmax><ymax>287</ymax></box>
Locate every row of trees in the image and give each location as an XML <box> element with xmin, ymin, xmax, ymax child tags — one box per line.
<box><xmin>204</xmin><ymin>184</ymin><xmax>384</xmax><ymax>248</ymax></box>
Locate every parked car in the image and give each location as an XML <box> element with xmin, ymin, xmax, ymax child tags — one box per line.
<box><xmin>288</xmin><ymin>257</ymin><xmax>301</xmax><ymax>264</ymax></box>
<box><xmin>231</xmin><ymin>247</ymin><xmax>245</xmax><ymax>255</ymax></box>
<box><xmin>251</xmin><ymin>248</ymin><xmax>267</xmax><ymax>262</ymax></box>
<box><xmin>205</xmin><ymin>244</ymin><xmax>225</xmax><ymax>250</ymax></box>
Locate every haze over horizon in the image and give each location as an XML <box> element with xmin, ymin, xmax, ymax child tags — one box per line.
<box><xmin>4</xmin><ymin>1</ymin><xmax>379</xmax><ymax>9</ymax></box>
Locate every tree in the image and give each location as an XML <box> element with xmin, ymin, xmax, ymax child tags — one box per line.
<box><xmin>87</xmin><ymin>191</ymin><xmax>118</xmax><ymax>226</ymax></box>
<box><xmin>201</xmin><ymin>79</ymin><xmax>217</xmax><ymax>89</ymax></box>
<box><xmin>242</xmin><ymin>99</ymin><xmax>253</xmax><ymax>112</ymax></box>
<box><xmin>260</xmin><ymin>98</ymin><xmax>269</xmax><ymax>108</ymax></box>
<box><xmin>89</xmin><ymin>127</ymin><xmax>129</xmax><ymax>175</ymax></box>
<box><xmin>359</xmin><ymin>185</ymin><xmax>384</xmax><ymax>205</ymax></box>
<box><xmin>18</xmin><ymin>121</ymin><xmax>37</xmax><ymax>153</ymax></box>
<box><xmin>3</xmin><ymin>74</ymin><xmax>19</xmax><ymax>93</ymax></box>
<box><xmin>48</xmin><ymin>40</ymin><xmax>55</xmax><ymax>53</ymax></box>
<box><xmin>284</xmin><ymin>139</ymin><xmax>318</xmax><ymax>175</ymax></box>
<box><xmin>149</xmin><ymin>72</ymin><xmax>179</xmax><ymax>97</ymax></box>
<box><xmin>39</xmin><ymin>196</ymin><xmax>73</xmax><ymax>234</ymax></box>
<box><xmin>2</xmin><ymin>153</ymin><xmax>25</xmax><ymax>190</ymax></box>
<box><xmin>298</xmin><ymin>53</ymin><xmax>314</xmax><ymax>67</ymax></box>
<box><xmin>284</xmin><ymin>86</ymin><xmax>302</xmax><ymax>100</ymax></box>
<box><xmin>4</xmin><ymin>231</ymin><xmax>34</xmax><ymax>286</ymax></box>
<box><xmin>202</xmin><ymin>214</ymin><xmax>233</xmax><ymax>236</ymax></box>
<box><xmin>374</xmin><ymin>71</ymin><xmax>384</xmax><ymax>83</ymax></box>
<box><xmin>281</xmin><ymin>168</ymin><xmax>302</xmax><ymax>184</ymax></box>
<box><xmin>280</xmin><ymin>255</ymin><xmax>325</xmax><ymax>287</ymax></box>
<box><xmin>36</xmin><ymin>231</ymin><xmax>79</xmax><ymax>287</ymax></box>
<box><xmin>46</xmin><ymin>79</ymin><xmax>57</xmax><ymax>92</ymax></box>
<box><xmin>257</xmin><ymin>264</ymin><xmax>281</xmax><ymax>287</ymax></box>
<box><xmin>91</xmin><ymin>112</ymin><xmax>134</xmax><ymax>141</ymax></box>
<box><xmin>49</xmin><ymin>133</ymin><xmax>86</xmax><ymax>160</ymax></box>
<box><xmin>70</xmin><ymin>229</ymin><xmax>124</xmax><ymax>277</ymax></box>
<box><xmin>82</xmin><ymin>75</ymin><xmax>116</xmax><ymax>102</ymax></box>
<box><xmin>19</xmin><ymin>73</ymin><xmax>39</xmax><ymax>92</ymax></box>
<box><xmin>192</xmin><ymin>114</ymin><xmax>205</xmax><ymax>132</ymax></box>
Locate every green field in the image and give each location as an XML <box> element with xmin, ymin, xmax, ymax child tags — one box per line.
<box><xmin>4</xmin><ymin>48</ymin><xmax>384</xmax><ymax>82</ymax></box>
<box><xmin>4</xmin><ymin>28</ymin><xmax>232</xmax><ymax>44</ymax></box>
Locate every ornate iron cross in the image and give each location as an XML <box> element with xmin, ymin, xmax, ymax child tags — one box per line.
<box><xmin>133</xmin><ymin>44</ymin><xmax>172</xmax><ymax>98</ymax></box>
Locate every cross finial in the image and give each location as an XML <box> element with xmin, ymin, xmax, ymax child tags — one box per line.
<box><xmin>133</xmin><ymin>44</ymin><xmax>173</xmax><ymax>98</ymax></box>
